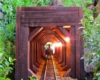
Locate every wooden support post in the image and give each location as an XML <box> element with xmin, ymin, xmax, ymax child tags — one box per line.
<box><xmin>70</xmin><ymin>26</ymin><xmax>76</xmax><ymax>78</ymax></box>
<box><xmin>16</xmin><ymin>8</ymin><xmax>29</xmax><ymax>80</ymax></box>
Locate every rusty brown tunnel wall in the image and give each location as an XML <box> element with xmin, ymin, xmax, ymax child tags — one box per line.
<box><xmin>30</xmin><ymin>41</ymin><xmax>44</xmax><ymax>73</ymax></box>
<box><xmin>58</xmin><ymin>45</ymin><xmax>62</xmax><ymax>63</ymax></box>
<box><xmin>29</xmin><ymin>26</ymin><xmax>68</xmax><ymax>77</ymax></box>
<box><xmin>30</xmin><ymin>30</ymin><xmax>69</xmax><ymax>77</ymax></box>
<box><xmin>66</xmin><ymin>40</ymin><xmax>71</xmax><ymax>68</ymax></box>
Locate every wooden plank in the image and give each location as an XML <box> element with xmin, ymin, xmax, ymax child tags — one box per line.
<box><xmin>30</xmin><ymin>41</ymin><xmax>37</xmax><ymax>73</ymax></box>
<box><xmin>16</xmin><ymin>7</ymin><xmax>29</xmax><ymax>80</ymax></box>
<box><xmin>28</xmin><ymin>40</ymin><xmax>30</xmax><ymax>71</ymax></box>
<box><xmin>20</xmin><ymin>12</ymin><xmax>78</xmax><ymax>18</ymax></box>
<box><xmin>80</xmin><ymin>34</ymin><xmax>85</xmax><ymax>80</ymax></box>
<box><xmin>70</xmin><ymin>26</ymin><xmax>76</xmax><ymax>78</ymax></box>
<box><xmin>28</xmin><ymin>27</ymin><xmax>43</xmax><ymax>41</ymax></box>
<box><xmin>21</xmin><ymin>23</ymin><xmax>78</xmax><ymax>27</ymax></box>
<box><xmin>75</xmin><ymin>25</ymin><xmax>81</xmax><ymax>80</ymax></box>
<box><xmin>19</xmin><ymin>7</ymin><xmax>80</xmax><ymax>27</ymax></box>
<box><xmin>78</xmin><ymin>8</ymin><xmax>85</xmax><ymax>80</ymax></box>
<box><xmin>20</xmin><ymin>16</ymin><xmax>78</xmax><ymax>23</ymax></box>
<box><xmin>75</xmin><ymin>7</ymin><xmax>83</xmax><ymax>80</ymax></box>
<box><xmin>16</xmin><ymin>25</ymin><xmax>29</xmax><ymax>80</ymax></box>
<box><xmin>34</xmin><ymin>42</ymin><xmax>40</xmax><ymax>68</ymax></box>
<box><xmin>35</xmin><ymin>42</ymin><xmax>42</xmax><ymax>66</ymax></box>
<box><xmin>36</xmin><ymin>43</ymin><xmax>42</xmax><ymax>64</ymax></box>
<box><xmin>31</xmin><ymin>41</ymin><xmax>39</xmax><ymax>70</ymax></box>
<box><xmin>58</xmin><ymin>27</ymin><xmax>70</xmax><ymax>37</ymax></box>
<box><xmin>29</xmin><ymin>41</ymin><xmax>32</xmax><ymax>70</ymax></box>
<box><xmin>20</xmin><ymin>7</ymin><xmax>79</xmax><ymax>11</ymax></box>
<box><xmin>66</xmin><ymin>39</ymin><xmax>71</xmax><ymax>68</ymax></box>
<box><xmin>20</xmin><ymin>11</ymin><xmax>79</xmax><ymax>24</ymax></box>
<box><xmin>16</xmin><ymin>7</ymin><xmax>21</xmax><ymax>80</ymax></box>
<box><xmin>54</xmin><ymin>32</ymin><xmax>66</xmax><ymax>64</ymax></box>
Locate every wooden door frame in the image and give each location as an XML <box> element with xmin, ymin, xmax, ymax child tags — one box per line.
<box><xmin>16</xmin><ymin>6</ymin><xmax>84</xmax><ymax>80</ymax></box>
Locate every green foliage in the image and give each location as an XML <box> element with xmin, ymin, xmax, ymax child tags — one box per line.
<box><xmin>82</xmin><ymin>16</ymin><xmax>100</xmax><ymax>80</ymax></box>
<box><xmin>0</xmin><ymin>0</ymin><xmax>51</xmax><ymax>79</ymax></box>
<box><xmin>0</xmin><ymin>52</ymin><xmax>15</xmax><ymax>80</ymax></box>
<box><xmin>29</xmin><ymin>76</ymin><xmax>38</xmax><ymax>80</ymax></box>
<box><xmin>80</xmin><ymin>3</ymin><xmax>100</xmax><ymax>80</ymax></box>
<box><xmin>63</xmin><ymin>0</ymin><xmax>92</xmax><ymax>7</ymax></box>
<box><xmin>63</xmin><ymin>0</ymin><xmax>100</xmax><ymax>79</ymax></box>
<box><xmin>33</xmin><ymin>0</ymin><xmax>52</xmax><ymax>6</ymax></box>
<box><xmin>0</xmin><ymin>0</ymin><xmax>16</xmax><ymax>79</ymax></box>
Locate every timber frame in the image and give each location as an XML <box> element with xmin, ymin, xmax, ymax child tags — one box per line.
<box><xmin>16</xmin><ymin>6</ymin><xmax>84</xmax><ymax>80</ymax></box>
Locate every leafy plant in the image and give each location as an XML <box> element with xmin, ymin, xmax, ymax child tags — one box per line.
<box><xmin>29</xmin><ymin>76</ymin><xmax>38</xmax><ymax>80</ymax></box>
<box><xmin>63</xmin><ymin>0</ymin><xmax>100</xmax><ymax>79</ymax></box>
<box><xmin>81</xmin><ymin>16</ymin><xmax>100</xmax><ymax>80</ymax></box>
<box><xmin>0</xmin><ymin>52</ymin><xmax>15</xmax><ymax>80</ymax></box>
<box><xmin>33</xmin><ymin>0</ymin><xmax>52</xmax><ymax>6</ymax></box>
<box><xmin>0</xmin><ymin>0</ymin><xmax>51</xmax><ymax>79</ymax></box>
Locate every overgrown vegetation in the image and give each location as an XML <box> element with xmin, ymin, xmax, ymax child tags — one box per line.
<box><xmin>64</xmin><ymin>0</ymin><xmax>100</xmax><ymax>79</ymax></box>
<box><xmin>81</xmin><ymin>8</ymin><xmax>100</xmax><ymax>80</ymax></box>
<box><xmin>0</xmin><ymin>0</ymin><xmax>100</xmax><ymax>80</ymax></box>
<box><xmin>0</xmin><ymin>0</ymin><xmax>51</xmax><ymax>80</ymax></box>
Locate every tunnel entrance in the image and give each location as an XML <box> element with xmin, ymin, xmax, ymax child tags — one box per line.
<box><xmin>16</xmin><ymin>7</ymin><xmax>84</xmax><ymax>80</ymax></box>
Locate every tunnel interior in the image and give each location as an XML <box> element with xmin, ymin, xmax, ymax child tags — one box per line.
<box><xmin>16</xmin><ymin>7</ymin><xmax>84</xmax><ymax>80</ymax></box>
<box><xmin>28</xmin><ymin>26</ymin><xmax>72</xmax><ymax>77</ymax></box>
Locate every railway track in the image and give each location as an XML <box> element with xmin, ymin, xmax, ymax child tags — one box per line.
<box><xmin>43</xmin><ymin>57</ymin><xmax>56</xmax><ymax>80</ymax></box>
<box><xmin>40</xmin><ymin>56</ymin><xmax>77</xmax><ymax>80</ymax></box>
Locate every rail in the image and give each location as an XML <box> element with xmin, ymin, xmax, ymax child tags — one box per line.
<box><xmin>43</xmin><ymin>56</ymin><xmax>56</xmax><ymax>80</ymax></box>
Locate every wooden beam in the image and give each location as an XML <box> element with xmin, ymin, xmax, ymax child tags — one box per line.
<box><xmin>58</xmin><ymin>27</ymin><xmax>70</xmax><ymax>37</ymax></box>
<box><xmin>28</xmin><ymin>27</ymin><xmax>43</xmax><ymax>41</ymax></box>
<box><xmin>70</xmin><ymin>26</ymin><xmax>76</xmax><ymax>78</ymax></box>
<box><xmin>20</xmin><ymin>7</ymin><xmax>79</xmax><ymax>11</ymax></box>
<box><xmin>16</xmin><ymin>7</ymin><xmax>29</xmax><ymax>80</ymax></box>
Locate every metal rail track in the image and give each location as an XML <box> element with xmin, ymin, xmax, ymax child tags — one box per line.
<box><xmin>43</xmin><ymin>57</ymin><xmax>56</xmax><ymax>80</ymax></box>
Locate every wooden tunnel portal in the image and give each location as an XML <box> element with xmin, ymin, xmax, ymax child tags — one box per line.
<box><xmin>16</xmin><ymin>7</ymin><xmax>84</xmax><ymax>80</ymax></box>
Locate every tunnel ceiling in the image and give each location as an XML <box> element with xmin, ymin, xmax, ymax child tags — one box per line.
<box><xmin>30</xmin><ymin>26</ymin><xmax>70</xmax><ymax>45</ymax></box>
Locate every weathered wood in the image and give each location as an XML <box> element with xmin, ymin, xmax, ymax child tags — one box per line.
<box><xmin>70</xmin><ymin>26</ymin><xmax>76</xmax><ymax>78</ymax></box>
<box><xmin>75</xmin><ymin>25</ymin><xmax>81</xmax><ymax>80</ymax></box>
<box><xmin>28</xmin><ymin>27</ymin><xmax>43</xmax><ymax>41</ymax></box>
<box><xmin>19</xmin><ymin>7</ymin><xmax>80</xmax><ymax>27</ymax></box>
<box><xmin>75</xmin><ymin>8</ymin><xmax>84</xmax><ymax>80</ymax></box>
<box><xmin>21</xmin><ymin>23</ymin><xmax>78</xmax><ymax>27</ymax></box>
<box><xmin>30</xmin><ymin>41</ymin><xmax>39</xmax><ymax>73</ymax></box>
<box><xmin>20</xmin><ymin>12</ymin><xmax>78</xmax><ymax>19</ymax></box>
<box><xmin>80</xmin><ymin>33</ymin><xmax>85</xmax><ymax>80</ymax></box>
<box><xmin>16</xmin><ymin>7</ymin><xmax>29</xmax><ymax>80</ymax></box>
<box><xmin>31</xmin><ymin>33</ymin><xmax>43</xmax><ymax>67</ymax></box>
<box><xmin>20</xmin><ymin>16</ymin><xmax>78</xmax><ymax>23</ymax></box>
<box><xmin>58</xmin><ymin>27</ymin><xmax>70</xmax><ymax>37</ymax></box>
<box><xmin>34</xmin><ymin>42</ymin><xmax>40</xmax><ymax>68</ymax></box>
<box><xmin>54</xmin><ymin>32</ymin><xmax>66</xmax><ymax>65</ymax></box>
<box><xmin>20</xmin><ymin>7</ymin><xmax>79</xmax><ymax>11</ymax></box>
<box><xmin>16</xmin><ymin>6</ymin><xmax>84</xmax><ymax>80</ymax></box>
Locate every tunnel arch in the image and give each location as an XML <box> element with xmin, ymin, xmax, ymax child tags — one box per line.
<box><xmin>16</xmin><ymin>7</ymin><xmax>84</xmax><ymax>80</ymax></box>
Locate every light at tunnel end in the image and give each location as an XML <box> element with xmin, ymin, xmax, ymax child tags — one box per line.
<box><xmin>52</xmin><ymin>42</ymin><xmax>62</xmax><ymax>47</ymax></box>
<box><xmin>65</xmin><ymin>37</ymin><xmax>70</xmax><ymax>42</ymax></box>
